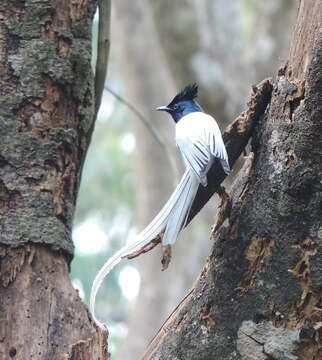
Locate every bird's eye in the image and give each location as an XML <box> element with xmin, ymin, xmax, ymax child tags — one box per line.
<box><xmin>172</xmin><ymin>104</ymin><xmax>182</xmax><ymax>112</ymax></box>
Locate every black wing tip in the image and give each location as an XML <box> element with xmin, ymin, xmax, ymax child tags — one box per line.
<box><xmin>169</xmin><ymin>83</ymin><xmax>199</xmax><ymax>106</ymax></box>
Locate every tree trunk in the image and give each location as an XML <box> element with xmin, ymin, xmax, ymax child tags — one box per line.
<box><xmin>142</xmin><ymin>1</ymin><xmax>322</xmax><ymax>359</ymax></box>
<box><xmin>0</xmin><ymin>1</ymin><xmax>108</xmax><ymax>359</ymax></box>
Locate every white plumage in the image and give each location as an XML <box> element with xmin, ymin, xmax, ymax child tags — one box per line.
<box><xmin>176</xmin><ymin>112</ymin><xmax>229</xmax><ymax>185</ymax></box>
<box><xmin>90</xmin><ymin>110</ymin><xmax>229</xmax><ymax>328</ymax></box>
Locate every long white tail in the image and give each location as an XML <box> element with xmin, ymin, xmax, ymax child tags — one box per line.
<box><xmin>90</xmin><ymin>168</ymin><xmax>199</xmax><ymax>327</ymax></box>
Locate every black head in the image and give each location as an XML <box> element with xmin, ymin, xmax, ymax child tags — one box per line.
<box><xmin>156</xmin><ymin>83</ymin><xmax>202</xmax><ymax>122</ymax></box>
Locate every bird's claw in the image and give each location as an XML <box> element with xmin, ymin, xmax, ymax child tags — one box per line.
<box><xmin>161</xmin><ymin>244</ymin><xmax>172</xmax><ymax>270</ymax></box>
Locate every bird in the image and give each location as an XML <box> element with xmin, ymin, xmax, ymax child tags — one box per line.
<box><xmin>90</xmin><ymin>83</ymin><xmax>230</xmax><ymax>328</ymax></box>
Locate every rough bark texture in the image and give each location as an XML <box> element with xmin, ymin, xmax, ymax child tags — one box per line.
<box><xmin>0</xmin><ymin>245</ymin><xmax>107</xmax><ymax>359</ymax></box>
<box><xmin>142</xmin><ymin>2</ymin><xmax>322</xmax><ymax>360</ymax></box>
<box><xmin>187</xmin><ymin>79</ymin><xmax>273</xmax><ymax>225</ymax></box>
<box><xmin>0</xmin><ymin>1</ymin><xmax>107</xmax><ymax>359</ymax></box>
<box><xmin>0</xmin><ymin>0</ymin><xmax>96</xmax><ymax>253</ymax></box>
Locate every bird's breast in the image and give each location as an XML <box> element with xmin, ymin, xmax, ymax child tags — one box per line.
<box><xmin>175</xmin><ymin>112</ymin><xmax>216</xmax><ymax>141</ymax></box>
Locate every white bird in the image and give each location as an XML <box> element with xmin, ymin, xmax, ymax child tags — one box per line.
<box><xmin>90</xmin><ymin>83</ymin><xmax>229</xmax><ymax>327</ymax></box>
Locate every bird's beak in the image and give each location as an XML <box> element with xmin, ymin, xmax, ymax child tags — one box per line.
<box><xmin>156</xmin><ymin>106</ymin><xmax>171</xmax><ymax>112</ymax></box>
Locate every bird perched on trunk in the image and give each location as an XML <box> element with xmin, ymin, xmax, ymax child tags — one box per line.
<box><xmin>90</xmin><ymin>83</ymin><xmax>229</xmax><ymax>328</ymax></box>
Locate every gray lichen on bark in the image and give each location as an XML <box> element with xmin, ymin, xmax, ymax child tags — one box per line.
<box><xmin>0</xmin><ymin>0</ymin><xmax>97</xmax><ymax>256</ymax></box>
<box><xmin>237</xmin><ymin>320</ymin><xmax>300</xmax><ymax>360</ymax></box>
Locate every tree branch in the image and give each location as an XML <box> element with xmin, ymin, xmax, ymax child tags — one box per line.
<box><xmin>187</xmin><ymin>78</ymin><xmax>273</xmax><ymax>223</ymax></box>
<box><xmin>104</xmin><ymin>86</ymin><xmax>181</xmax><ymax>181</ymax></box>
<box><xmin>104</xmin><ymin>86</ymin><xmax>166</xmax><ymax>149</ymax></box>
<box><xmin>94</xmin><ymin>0</ymin><xmax>111</xmax><ymax>117</ymax></box>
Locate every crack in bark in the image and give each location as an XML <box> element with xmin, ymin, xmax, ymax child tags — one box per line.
<box><xmin>0</xmin><ymin>245</ymin><xmax>32</xmax><ymax>287</ymax></box>
<box><xmin>240</xmin><ymin>329</ymin><xmax>265</xmax><ymax>346</ymax></box>
<box><xmin>46</xmin><ymin>286</ymin><xmax>54</xmax><ymax>349</ymax></box>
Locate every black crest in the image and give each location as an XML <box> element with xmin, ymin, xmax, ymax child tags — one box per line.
<box><xmin>169</xmin><ymin>83</ymin><xmax>198</xmax><ymax>106</ymax></box>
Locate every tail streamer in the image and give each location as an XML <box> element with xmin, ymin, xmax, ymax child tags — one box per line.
<box><xmin>90</xmin><ymin>168</ymin><xmax>199</xmax><ymax>327</ymax></box>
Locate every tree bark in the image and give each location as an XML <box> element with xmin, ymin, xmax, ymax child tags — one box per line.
<box><xmin>0</xmin><ymin>1</ymin><xmax>107</xmax><ymax>359</ymax></box>
<box><xmin>142</xmin><ymin>1</ymin><xmax>322</xmax><ymax>359</ymax></box>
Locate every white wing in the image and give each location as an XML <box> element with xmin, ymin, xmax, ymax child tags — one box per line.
<box><xmin>176</xmin><ymin>112</ymin><xmax>229</xmax><ymax>186</ymax></box>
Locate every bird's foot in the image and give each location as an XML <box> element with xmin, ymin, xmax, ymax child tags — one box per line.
<box><xmin>211</xmin><ymin>185</ymin><xmax>231</xmax><ymax>239</ymax></box>
<box><xmin>124</xmin><ymin>230</ymin><xmax>164</xmax><ymax>260</ymax></box>
<box><xmin>161</xmin><ymin>244</ymin><xmax>172</xmax><ymax>271</ymax></box>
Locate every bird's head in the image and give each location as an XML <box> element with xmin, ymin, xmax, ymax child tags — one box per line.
<box><xmin>156</xmin><ymin>83</ymin><xmax>202</xmax><ymax>123</ymax></box>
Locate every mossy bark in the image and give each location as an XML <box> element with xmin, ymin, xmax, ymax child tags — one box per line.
<box><xmin>0</xmin><ymin>1</ymin><xmax>108</xmax><ymax>359</ymax></box>
<box><xmin>143</xmin><ymin>2</ymin><xmax>322</xmax><ymax>360</ymax></box>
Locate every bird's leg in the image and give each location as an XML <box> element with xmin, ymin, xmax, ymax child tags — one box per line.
<box><xmin>125</xmin><ymin>239</ymin><xmax>160</xmax><ymax>260</ymax></box>
<box><xmin>124</xmin><ymin>230</ymin><xmax>165</xmax><ymax>260</ymax></box>
<box><xmin>161</xmin><ymin>244</ymin><xmax>172</xmax><ymax>271</ymax></box>
<box><xmin>211</xmin><ymin>185</ymin><xmax>231</xmax><ymax>239</ymax></box>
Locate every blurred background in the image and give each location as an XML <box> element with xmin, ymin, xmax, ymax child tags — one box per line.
<box><xmin>71</xmin><ymin>1</ymin><xmax>296</xmax><ymax>359</ymax></box>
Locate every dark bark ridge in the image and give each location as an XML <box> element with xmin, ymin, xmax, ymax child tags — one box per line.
<box><xmin>142</xmin><ymin>31</ymin><xmax>322</xmax><ymax>360</ymax></box>
<box><xmin>188</xmin><ymin>79</ymin><xmax>273</xmax><ymax>224</ymax></box>
<box><xmin>0</xmin><ymin>0</ymin><xmax>97</xmax><ymax>256</ymax></box>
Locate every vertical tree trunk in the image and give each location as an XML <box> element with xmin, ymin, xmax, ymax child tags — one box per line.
<box><xmin>0</xmin><ymin>1</ymin><xmax>107</xmax><ymax>359</ymax></box>
<box><xmin>143</xmin><ymin>1</ymin><xmax>322</xmax><ymax>359</ymax></box>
